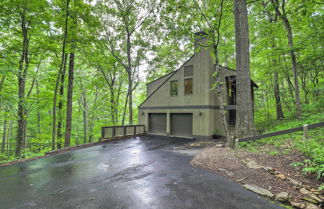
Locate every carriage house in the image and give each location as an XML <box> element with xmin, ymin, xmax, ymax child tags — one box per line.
<box><xmin>138</xmin><ymin>32</ymin><xmax>258</xmax><ymax>139</ymax></box>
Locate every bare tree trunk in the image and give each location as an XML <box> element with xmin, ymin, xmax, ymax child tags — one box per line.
<box><xmin>126</xmin><ymin>32</ymin><xmax>133</xmax><ymax>125</ymax></box>
<box><xmin>233</xmin><ymin>0</ymin><xmax>254</xmax><ymax>139</ymax></box>
<box><xmin>52</xmin><ymin>69</ymin><xmax>61</xmax><ymax>150</ymax></box>
<box><xmin>82</xmin><ymin>88</ymin><xmax>88</xmax><ymax>144</ymax></box>
<box><xmin>8</xmin><ymin>121</ymin><xmax>12</xmax><ymax>155</ymax></box>
<box><xmin>76</xmin><ymin>112</ymin><xmax>80</xmax><ymax>145</ymax></box>
<box><xmin>16</xmin><ymin>12</ymin><xmax>29</xmax><ymax>157</ymax></box>
<box><xmin>273</xmin><ymin>71</ymin><xmax>284</xmax><ymax>120</ymax></box>
<box><xmin>36</xmin><ymin>80</ymin><xmax>41</xmax><ymax>136</ymax></box>
<box><xmin>57</xmin><ymin>53</ymin><xmax>68</xmax><ymax>149</ymax></box>
<box><xmin>88</xmin><ymin>87</ymin><xmax>99</xmax><ymax>142</ymax></box>
<box><xmin>0</xmin><ymin>75</ymin><xmax>6</xmax><ymax>153</ymax></box>
<box><xmin>122</xmin><ymin>91</ymin><xmax>129</xmax><ymax>126</ymax></box>
<box><xmin>115</xmin><ymin>80</ymin><xmax>124</xmax><ymax>125</ymax></box>
<box><xmin>215</xmin><ymin>65</ymin><xmax>231</xmax><ymax>144</ymax></box>
<box><xmin>51</xmin><ymin>0</ymin><xmax>70</xmax><ymax>150</ymax></box>
<box><xmin>64</xmin><ymin>52</ymin><xmax>75</xmax><ymax>147</ymax></box>
<box><xmin>271</xmin><ymin>0</ymin><xmax>301</xmax><ymax>118</ymax></box>
<box><xmin>109</xmin><ymin>86</ymin><xmax>116</xmax><ymax>125</ymax></box>
<box><xmin>2</xmin><ymin>114</ymin><xmax>7</xmax><ymax>153</ymax></box>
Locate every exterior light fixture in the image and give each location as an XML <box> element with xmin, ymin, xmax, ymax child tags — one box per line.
<box><xmin>199</xmin><ymin>112</ymin><xmax>203</xmax><ymax>116</ymax></box>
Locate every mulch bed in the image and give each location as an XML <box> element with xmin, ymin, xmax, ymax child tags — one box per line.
<box><xmin>191</xmin><ymin>145</ymin><xmax>323</xmax><ymax>208</ymax></box>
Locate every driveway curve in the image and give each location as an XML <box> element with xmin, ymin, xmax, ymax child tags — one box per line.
<box><xmin>0</xmin><ymin>136</ymin><xmax>283</xmax><ymax>209</ymax></box>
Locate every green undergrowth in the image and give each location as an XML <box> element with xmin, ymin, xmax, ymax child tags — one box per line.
<box><xmin>240</xmin><ymin>110</ymin><xmax>324</xmax><ymax>189</ymax></box>
<box><xmin>0</xmin><ymin>138</ymin><xmax>86</xmax><ymax>165</ymax></box>
<box><xmin>0</xmin><ymin>150</ymin><xmax>49</xmax><ymax>165</ymax></box>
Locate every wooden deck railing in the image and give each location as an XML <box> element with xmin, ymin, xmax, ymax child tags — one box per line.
<box><xmin>101</xmin><ymin>125</ymin><xmax>145</xmax><ymax>139</ymax></box>
<box><xmin>235</xmin><ymin>121</ymin><xmax>324</xmax><ymax>148</ymax></box>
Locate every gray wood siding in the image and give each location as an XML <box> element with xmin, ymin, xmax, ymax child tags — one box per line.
<box><xmin>147</xmin><ymin>73</ymin><xmax>173</xmax><ymax>97</ymax></box>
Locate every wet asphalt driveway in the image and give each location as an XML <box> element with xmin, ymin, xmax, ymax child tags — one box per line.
<box><xmin>0</xmin><ymin>136</ymin><xmax>282</xmax><ymax>209</ymax></box>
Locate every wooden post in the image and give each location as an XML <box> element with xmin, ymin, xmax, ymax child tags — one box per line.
<box><xmin>303</xmin><ymin>124</ymin><xmax>308</xmax><ymax>140</ymax></box>
<box><xmin>234</xmin><ymin>139</ymin><xmax>239</xmax><ymax>149</ymax></box>
<box><xmin>134</xmin><ymin>126</ymin><xmax>136</xmax><ymax>136</ymax></box>
<box><xmin>112</xmin><ymin>127</ymin><xmax>116</xmax><ymax>137</ymax></box>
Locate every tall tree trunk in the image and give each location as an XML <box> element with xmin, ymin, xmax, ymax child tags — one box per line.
<box><xmin>273</xmin><ymin>71</ymin><xmax>284</xmax><ymax>120</ymax></box>
<box><xmin>88</xmin><ymin>87</ymin><xmax>99</xmax><ymax>142</ymax></box>
<box><xmin>8</xmin><ymin>120</ymin><xmax>12</xmax><ymax>155</ymax></box>
<box><xmin>57</xmin><ymin>53</ymin><xmax>68</xmax><ymax>148</ymax></box>
<box><xmin>122</xmin><ymin>91</ymin><xmax>129</xmax><ymax>126</ymax></box>
<box><xmin>16</xmin><ymin>13</ymin><xmax>29</xmax><ymax>157</ymax></box>
<box><xmin>233</xmin><ymin>0</ymin><xmax>254</xmax><ymax>139</ymax></box>
<box><xmin>2</xmin><ymin>114</ymin><xmax>7</xmax><ymax>153</ymax></box>
<box><xmin>64</xmin><ymin>52</ymin><xmax>75</xmax><ymax>147</ymax></box>
<box><xmin>212</xmin><ymin>0</ymin><xmax>231</xmax><ymax>145</ymax></box>
<box><xmin>271</xmin><ymin>0</ymin><xmax>301</xmax><ymax>118</ymax></box>
<box><xmin>215</xmin><ymin>65</ymin><xmax>231</xmax><ymax>144</ymax></box>
<box><xmin>109</xmin><ymin>86</ymin><xmax>116</xmax><ymax>125</ymax></box>
<box><xmin>51</xmin><ymin>0</ymin><xmax>70</xmax><ymax>150</ymax></box>
<box><xmin>36</xmin><ymin>80</ymin><xmax>41</xmax><ymax>136</ymax></box>
<box><xmin>126</xmin><ymin>33</ymin><xmax>133</xmax><ymax>125</ymax></box>
<box><xmin>0</xmin><ymin>75</ymin><xmax>6</xmax><ymax>153</ymax></box>
<box><xmin>127</xmin><ymin>73</ymin><xmax>133</xmax><ymax>125</ymax></box>
<box><xmin>115</xmin><ymin>80</ymin><xmax>124</xmax><ymax>125</ymax></box>
<box><xmin>76</xmin><ymin>112</ymin><xmax>80</xmax><ymax>145</ymax></box>
<box><xmin>82</xmin><ymin>88</ymin><xmax>88</xmax><ymax>144</ymax></box>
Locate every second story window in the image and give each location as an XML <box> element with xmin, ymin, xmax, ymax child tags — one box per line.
<box><xmin>170</xmin><ymin>80</ymin><xmax>178</xmax><ymax>96</ymax></box>
<box><xmin>184</xmin><ymin>78</ymin><xmax>193</xmax><ymax>95</ymax></box>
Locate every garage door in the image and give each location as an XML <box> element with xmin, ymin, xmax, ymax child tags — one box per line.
<box><xmin>149</xmin><ymin>113</ymin><xmax>167</xmax><ymax>135</ymax></box>
<box><xmin>171</xmin><ymin>113</ymin><xmax>193</xmax><ymax>137</ymax></box>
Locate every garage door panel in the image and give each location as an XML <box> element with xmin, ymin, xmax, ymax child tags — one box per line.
<box><xmin>171</xmin><ymin>113</ymin><xmax>193</xmax><ymax>137</ymax></box>
<box><xmin>149</xmin><ymin>113</ymin><xmax>167</xmax><ymax>134</ymax></box>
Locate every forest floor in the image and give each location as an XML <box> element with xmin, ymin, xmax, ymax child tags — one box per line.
<box><xmin>191</xmin><ymin>142</ymin><xmax>323</xmax><ymax>209</ymax></box>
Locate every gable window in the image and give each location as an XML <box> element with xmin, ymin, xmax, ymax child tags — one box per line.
<box><xmin>184</xmin><ymin>78</ymin><xmax>193</xmax><ymax>95</ymax></box>
<box><xmin>170</xmin><ymin>80</ymin><xmax>178</xmax><ymax>96</ymax></box>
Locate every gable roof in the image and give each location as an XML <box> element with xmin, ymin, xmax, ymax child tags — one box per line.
<box><xmin>138</xmin><ymin>55</ymin><xmax>195</xmax><ymax>108</ymax></box>
<box><xmin>138</xmin><ymin>59</ymin><xmax>259</xmax><ymax>108</ymax></box>
<box><xmin>146</xmin><ymin>71</ymin><xmax>174</xmax><ymax>86</ymax></box>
